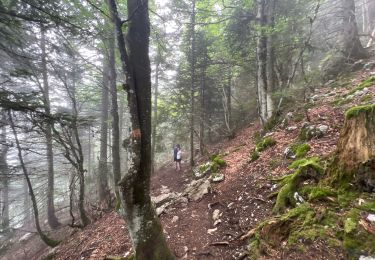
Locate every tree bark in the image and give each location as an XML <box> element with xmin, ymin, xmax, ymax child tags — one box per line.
<box><xmin>190</xmin><ymin>0</ymin><xmax>197</xmax><ymax>166</ymax></box>
<box><xmin>98</xmin><ymin>56</ymin><xmax>110</xmax><ymax>208</ymax></box>
<box><xmin>108</xmin><ymin>0</ymin><xmax>175</xmax><ymax>258</ymax></box>
<box><xmin>339</xmin><ymin>0</ymin><xmax>367</xmax><ymax>59</ymax></box>
<box><xmin>328</xmin><ymin>105</ymin><xmax>375</xmax><ymax>191</ymax></box>
<box><xmin>151</xmin><ymin>54</ymin><xmax>160</xmax><ymax>175</ymax></box>
<box><xmin>108</xmin><ymin>28</ymin><xmax>121</xmax><ymax>209</ymax></box>
<box><xmin>40</xmin><ymin>25</ymin><xmax>60</xmax><ymax>229</ymax></box>
<box><xmin>0</xmin><ymin>112</ymin><xmax>9</xmax><ymax>232</ymax></box>
<box><xmin>257</xmin><ymin>0</ymin><xmax>268</xmax><ymax>124</ymax></box>
<box><xmin>266</xmin><ymin>0</ymin><xmax>276</xmax><ymax>119</ymax></box>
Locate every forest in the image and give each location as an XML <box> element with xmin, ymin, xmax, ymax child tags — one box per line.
<box><xmin>0</xmin><ymin>0</ymin><xmax>375</xmax><ymax>259</ymax></box>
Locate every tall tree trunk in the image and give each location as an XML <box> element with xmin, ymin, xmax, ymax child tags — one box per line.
<box><xmin>119</xmin><ymin>96</ymin><xmax>128</xmax><ymax>172</ymax></box>
<box><xmin>151</xmin><ymin>56</ymin><xmax>160</xmax><ymax>174</ymax></box>
<box><xmin>108</xmin><ymin>28</ymin><xmax>121</xmax><ymax>209</ymax></box>
<box><xmin>108</xmin><ymin>0</ymin><xmax>175</xmax><ymax>258</ymax></box>
<box><xmin>257</xmin><ymin>0</ymin><xmax>268</xmax><ymax>124</ymax></box>
<box><xmin>8</xmin><ymin>111</ymin><xmax>59</xmax><ymax>247</ymax></box>
<box><xmin>339</xmin><ymin>0</ymin><xmax>367</xmax><ymax>59</ymax></box>
<box><xmin>98</xmin><ymin>57</ymin><xmax>110</xmax><ymax>208</ymax></box>
<box><xmin>266</xmin><ymin>0</ymin><xmax>276</xmax><ymax>119</ymax></box>
<box><xmin>199</xmin><ymin>52</ymin><xmax>207</xmax><ymax>154</ymax></box>
<box><xmin>223</xmin><ymin>70</ymin><xmax>232</xmax><ymax>136</ymax></box>
<box><xmin>40</xmin><ymin>25</ymin><xmax>60</xmax><ymax>229</ymax></box>
<box><xmin>190</xmin><ymin>0</ymin><xmax>196</xmax><ymax>166</ymax></box>
<box><xmin>0</xmin><ymin>112</ymin><xmax>9</xmax><ymax>232</ymax></box>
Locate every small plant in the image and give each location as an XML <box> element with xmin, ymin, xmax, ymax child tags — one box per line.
<box><xmin>250</xmin><ymin>150</ymin><xmax>260</xmax><ymax>162</ymax></box>
<box><xmin>256</xmin><ymin>136</ymin><xmax>277</xmax><ymax>152</ymax></box>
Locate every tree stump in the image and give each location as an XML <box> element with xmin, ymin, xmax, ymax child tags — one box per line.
<box><xmin>328</xmin><ymin>104</ymin><xmax>375</xmax><ymax>191</ymax></box>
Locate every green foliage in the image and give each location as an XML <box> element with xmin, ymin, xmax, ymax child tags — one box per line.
<box><xmin>345</xmin><ymin>104</ymin><xmax>375</xmax><ymax>119</ymax></box>
<box><xmin>256</xmin><ymin>136</ymin><xmax>276</xmax><ymax>152</ymax></box>
<box><xmin>344</xmin><ymin>218</ymin><xmax>357</xmax><ymax>234</ymax></box>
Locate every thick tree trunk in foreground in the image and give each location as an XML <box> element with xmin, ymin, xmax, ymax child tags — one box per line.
<box><xmin>9</xmin><ymin>111</ymin><xmax>59</xmax><ymax>247</ymax></box>
<box><xmin>328</xmin><ymin>105</ymin><xmax>375</xmax><ymax>190</ymax></box>
<box><xmin>0</xmin><ymin>113</ymin><xmax>9</xmax><ymax>232</ymax></box>
<box><xmin>108</xmin><ymin>0</ymin><xmax>175</xmax><ymax>259</ymax></box>
<box><xmin>98</xmin><ymin>58</ymin><xmax>110</xmax><ymax>208</ymax></box>
<box><xmin>41</xmin><ymin>25</ymin><xmax>60</xmax><ymax>229</ymax></box>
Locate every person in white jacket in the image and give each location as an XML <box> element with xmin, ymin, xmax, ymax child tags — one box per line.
<box><xmin>175</xmin><ymin>144</ymin><xmax>182</xmax><ymax>171</ymax></box>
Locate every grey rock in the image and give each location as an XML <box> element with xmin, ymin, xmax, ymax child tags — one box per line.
<box><xmin>185</xmin><ymin>179</ymin><xmax>211</xmax><ymax>201</ymax></box>
<box><xmin>212</xmin><ymin>209</ymin><xmax>221</xmax><ymax>221</ymax></box>
<box><xmin>364</xmin><ymin>61</ymin><xmax>375</xmax><ymax>70</ymax></box>
<box><xmin>286</xmin><ymin>126</ymin><xmax>298</xmax><ymax>132</ymax></box>
<box><xmin>284</xmin><ymin>147</ymin><xmax>295</xmax><ymax>159</ymax></box>
<box><xmin>212</xmin><ymin>173</ymin><xmax>224</xmax><ymax>182</ymax></box>
<box><xmin>318</xmin><ymin>124</ymin><xmax>329</xmax><ymax>134</ymax></box>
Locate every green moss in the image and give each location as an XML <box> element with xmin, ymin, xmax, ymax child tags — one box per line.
<box><xmin>332</xmin><ymin>97</ymin><xmax>352</xmax><ymax>107</ymax></box>
<box><xmin>273</xmin><ymin>158</ymin><xmax>323</xmax><ymax>213</ymax></box>
<box><xmin>345</xmin><ymin>104</ymin><xmax>375</xmax><ymax>119</ymax></box>
<box><xmin>256</xmin><ymin>136</ymin><xmax>276</xmax><ymax>152</ymax></box>
<box><xmin>345</xmin><ymin>77</ymin><xmax>375</xmax><ymax>97</ymax></box>
<box><xmin>213</xmin><ymin>156</ymin><xmax>226</xmax><ymax>167</ymax></box>
<box><xmin>337</xmin><ymin>190</ymin><xmax>359</xmax><ymax>207</ymax></box>
<box><xmin>250</xmin><ymin>150</ymin><xmax>260</xmax><ymax>162</ymax></box>
<box><xmin>360</xmin><ymin>94</ymin><xmax>373</xmax><ymax>103</ymax></box>
<box><xmin>291</xmin><ymin>143</ymin><xmax>311</xmax><ymax>158</ymax></box>
<box><xmin>357</xmin><ymin>76</ymin><xmax>375</xmax><ymax>89</ymax></box>
<box><xmin>358</xmin><ymin>200</ymin><xmax>375</xmax><ymax>213</ymax></box>
<box><xmin>308</xmin><ymin>186</ymin><xmax>336</xmax><ymax>201</ymax></box>
<box><xmin>289</xmin><ymin>157</ymin><xmax>323</xmax><ymax>173</ymax></box>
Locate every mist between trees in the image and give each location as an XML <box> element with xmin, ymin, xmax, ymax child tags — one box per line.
<box><xmin>0</xmin><ymin>0</ymin><xmax>374</xmax><ymax>258</ymax></box>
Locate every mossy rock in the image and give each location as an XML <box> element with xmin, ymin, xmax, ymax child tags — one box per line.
<box><xmin>256</xmin><ymin>136</ymin><xmax>277</xmax><ymax>152</ymax></box>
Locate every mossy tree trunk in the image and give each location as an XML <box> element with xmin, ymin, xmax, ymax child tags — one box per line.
<box><xmin>328</xmin><ymin>105</ymin><xmax>375</xmax><ymax>189</ymax></box>
<box><xmin>108</xmin><ymin>0</ymin><xmax>175</xmax><ymax>259</ymax></box>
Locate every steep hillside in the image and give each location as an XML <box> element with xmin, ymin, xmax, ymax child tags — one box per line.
<box><xmin>12</xmin><ymin>64</ymin><xmax>375</xmax><ymax>260</ymax></box>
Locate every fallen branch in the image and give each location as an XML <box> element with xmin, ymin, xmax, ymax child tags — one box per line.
<box><xmin>359</xmin><ymin>219</ymin><xmax>375</xmax><ymax>236</ymax></box>
<box><xmin>209</xmin><ymin>241</ymin><xmax>230</xmax><ymax>246</ymax></box>
<box><xmin>240</xmin><ymin>228</ymin><xmax>257</xmax><ymax>240</ymax></box>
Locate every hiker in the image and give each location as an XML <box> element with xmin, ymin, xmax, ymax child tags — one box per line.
<box><xmin>173</xmin><ymin>144</ymin><xmax>182</xmax><ymax>171</ymax></box>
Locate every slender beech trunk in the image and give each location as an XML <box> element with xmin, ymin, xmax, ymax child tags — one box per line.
<box><xmin>190</xmin><ymin>0</ymin><xmax>196</xmax><ymax>166</ymax></box>
<box><xmin>98</xmin><ymin>58</ymin><xmax>110</xmax><ymax>208</ymax></box>
<box><xmin>223</xmin><ymin>70</ymin><xmax>232</xmax><ymax>136</ymax></box>
<box><xmin>257</xmin><ymin>0</ymin><xmax>268</xmax><ymax>124</ymax></box>
<box><xmin>108</xmin><ymin>28</ymin><xmax>121</xmax><ymax>209</ymax></box>
<box><xmin>41</xmin><ymin>25</ymin><xmax>60</xmax><ymax>229</ymax></box>
<box><xmin>0</xmin><ymin>112</ymin><xmax>9</xmax><ymax>232</ymax></box>
<box><xmin>266</xmin><ymin>0</ymin><xmax>276</xmax><ymax>119</ymax></box>
<box><xmin>199</xmin><ymin>53</ymin><xmax>206</xmax><ymax>155</ymax></box>
<box><xmin>108</xmin><ymin>0</ymin><xmax>175</xmax><ymax>258</ymax></box>
<box><xmin>8</xmin><ymin>111</ymin><xmax>59</xmax><ymax>247</ymax></box>
<box><xmin>151</xmin><ymin>56</ymin><xmax>160</xmax><ymax>174</ymax></box>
